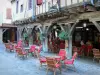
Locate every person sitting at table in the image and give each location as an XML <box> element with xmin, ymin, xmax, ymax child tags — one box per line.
<box><xmin>86</xmin><ymin>40</ymin><xmax>92</xmax><ymax>46</ymax></box>
<box><xmin>79</xmin><ymin>40</ymin><xmax>85</xmax><ymax>56</ymax></box>
<box><xmin>86</xmin><ymin>40</ymin><xmax>93</xmax><ymax>56</ymax></box>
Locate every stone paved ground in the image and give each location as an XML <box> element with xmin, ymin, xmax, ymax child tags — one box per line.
<box><xmin>0</xmin><ymin>43</ymin><xmax>100</xmax><ymax>75</ymax></box>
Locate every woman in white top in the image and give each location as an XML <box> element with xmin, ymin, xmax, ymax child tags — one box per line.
<box><xmin>80</xmin><ymin>40</ymin><xmax>84</xmax><ymax>46</ymax></box>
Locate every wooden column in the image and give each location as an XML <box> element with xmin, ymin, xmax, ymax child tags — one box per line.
<box><xmin>11</xmin><ymin>29</ymin><xmax>15</xmax><ymax>43</ymax></box>
<box><xmin>68</xmin><ymin>35</ymin><xmax>72</xmax><ymax>59</ymax></box>
<box><xmin>42</xmin><ymin>25</ymin><xmax>48</xmax><ymax>52</ymax></box>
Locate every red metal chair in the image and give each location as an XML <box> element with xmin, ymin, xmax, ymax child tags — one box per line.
<box><xmin>60</xmin><ymin>42</ymin><xmax>65</xmax><ymax>49</ymax></box>
<box><xmin>78</xmin><ymin>45</ymin><xmax>86</xmax><ymax>56</ymax></box>
<box><xmin>86</xmin><ymin>45</ymin><xmax>93</xmax><ymax>56</ymax></box>
<box><xmin>15</xmin><ymin>47</ymin><xmax>27</xmax><ymax>59</ymax></box>
<box><xmin>73</xmin><ymin>47</ymin><xmax>78</xmax><ymax>52</ymax></box>
<box><xmin>5</xmin><ymin>43</ymin><xmax>14</xmax><ymax>52</ymax></box>
<box><xmin>29</xmin><ymin>45</ymin><xmax>36</xmax><ymax>53</ymax></box>
<box><xmin>57</xmin><ymin>49</ymin><xmax>67</xmax><ymax>61</ymax></box>
<box><xmin>36</xmin><ymin>45</ymin><xmax>46</xmax><ymax>69</ymax></box>
<box><xmin>64</xmin><ymin>52</ymin><xmax>77</xmax><ymax>71</ymax></box>
<box><xmin>46</xmin><ymin>57</ymin><xmax>61</xmax><ymax>75</ymax></box>
<box><xmin>39</xmin><ymin>57</ymin><xmax>46</xmax><ymax>69</ymax></box>
<box><xmin>38</xmin><ymin>45</ymin><xmax>42</xmax><ymax>53</ymax></box>
<box><xmin>92</xmin><ymin>48</ymin><xmax>100</xmax><ymax>62</ymax></box>
<box><xmin>15</xmin><ymin>41</ymin><xmax>23</xmax><ymax>49</ymax></box>
<box><xmin>34</xmin><ymin>45</ymin><xmax>43</xmax><ymax>57</ymax></box>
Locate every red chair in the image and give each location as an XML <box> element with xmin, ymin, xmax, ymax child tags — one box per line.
<box><xmin>29</xmin><ymin>45</ymin><xmax>36</xmax><ymax>53</ymax></box>
<box><xmin>5</xmin><ymin>43</ymin><xmax>14</xmax><ymax>52</ymax></box>
<box><xmin>36</xmin><ymin>46</ymin><xmax>46</xmax><ymax>69</ymax></box>
<box><xmin>46</xmin><ymin>57</ymin><xmax>61</xmax><ymax>75</ymax></box>
<box><xmin>15</xmin><ymin>40</ymin><xmax>23</xmax><ymax>49</ymax></box>
<box><xmin>58</xmin><ymin>49</ymin><xmax>66</xmax><ymax>61</ymax></box>
<box><xmin>73</xmin><ymin>46</ymin><xmax>83</xmax><ymax>56</ymax></box>
<box><xmin>64</xmin><ymin>52</ymin><xmax>77</xmax><ymax>71</ymax></box>
<box><xmin>39</xmin><ymin>57</ymin><xmax>46</xmax><ymax>69</ymax></box>
<box><xmin>73</xmin><ymin>47</ymin><xmax>78</xmax><ymax>52</ymax></box>
<box><xmin>33</xmin><ymin>45</ymin><xmax>46</xmax><ymax>68</ymax></box>
<box><xmin>34</xmin><ymin>45</ymin><xmax>43</xmax><ymax>57</ymax></box>
<box><xmin>38</xmin><ymin>45</ymin><xmax>42</xmax><ymax>53</ymax></box>
<box><xmin>78</xmin><ymin>45</ymin><xmax>86</xmax><ymax>56</ymax></box>
<box><xmin>15</xmin><ymin>47</ymin><xmax>27</xmax><ymax>59</ymax></box>
<box><xmin>60</xmin><ymin>43</ymin><xmax>65</xmax><ymax>49</ymax></box>
<box><xmin>86</xmin><ymin>45</ymin><xmax>93</xmax><ymax>56</ymax></box>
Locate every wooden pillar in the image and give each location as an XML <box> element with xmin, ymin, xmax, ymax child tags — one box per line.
<box><xmin>68</xmin><ymin>35</ymin><xmax>72</xmax><ymax>59</ymax></box>
<box><xmin>42</xmin><ymin>26</ymin><xmax>48</xmax><ymax>52</ymax></box>
<box><xmin>0</xmin><ymin>28</ymin><xmax>3</xmax><ymax>43</ymax></box>
<box><xmin>11</xmin><ymin>29</ymin><xmax>15</xmax><ymax>43</ymax></box>
<box><xmin>17</xmin><ymin>27</ymin><xmax>24</xmax><ymax>41</ymax></box>
<box><xmin>91</xmin><ymin>20</ymin><xmax>100</xmax><ymax>32</ymax></box>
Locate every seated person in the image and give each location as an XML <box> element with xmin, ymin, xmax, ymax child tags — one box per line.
<box><xmin>86</xmin><ymin>40</ymin><xmax>92</xmax><ymax>46</ymax></box>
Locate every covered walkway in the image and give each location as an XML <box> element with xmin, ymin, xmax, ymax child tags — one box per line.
<box><xmin>0</xmin><ymin>43</ymin><xmax>100</xmax><ymax>75</ymax></box>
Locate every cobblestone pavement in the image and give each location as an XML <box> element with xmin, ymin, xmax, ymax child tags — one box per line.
<box><xmin>0</xmin><ymin>43</ymin><xmax>100</xmax><ymax>75</ymax></box>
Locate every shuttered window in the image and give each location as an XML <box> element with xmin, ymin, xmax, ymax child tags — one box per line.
<box><xmin>37</xmin><ymin>0</ymin><xmax>43</xmax><ymax>5</ymax></box>
<box><xmin>28</xmin><ymin>0</ymin><xmax>32</xmax><ymax>10</ymax></box>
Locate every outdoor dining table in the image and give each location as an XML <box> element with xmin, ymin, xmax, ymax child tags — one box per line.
<box><xmin>24</xmin><ymin>47</ymin><xmax>30</xmax><ymax>50</ymax></box>
<box><xmin>24</xmin><ymin>47</ymin><xmax>30</xmax><ymax>53</ymax></box>
<box><xmin>24</xmin><ymin>45</ymin><xmax>39</xmax><ymax>51</ymax></box>
<box><xmin>45</xmin><ymin>55</ymin><xmax>61</xmax><ymax>61</ymax></box>
<box><xmin>24</xmin><ymin>45</ymin><xmax>40</xmax><ymax>57</ymax></box>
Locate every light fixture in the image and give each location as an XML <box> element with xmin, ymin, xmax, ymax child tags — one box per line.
<box><xmin>83</xmin><ymin>23</ymin><xmax>86</xmax><ymax>27</ymax></box>
<box><xmin>86</xmin><ymin>28</ymin><xmax>89</xmax><ymax>31</ymax></box>
<box><xmin>76</xmin><ymin>27</ymin><xmax>83</xmax><ymax>29</ymax></box>
<box><xmin>53</xmin><ymin>26</ymin><xmax>57</xmax><ymax>29</ymax></box>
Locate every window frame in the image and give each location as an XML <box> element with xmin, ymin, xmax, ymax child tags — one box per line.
<box><xmin>20</xmin><ymin>4</ymin><xmax>23</xmax><ymax>12</ymax></box>
<box><xmin>16</xmin><ymin>1</ymin><xmax>19</xmax><ymax>13</ymax></box>
<box><xmin>28</xmin><ymin>0</ymin><xmax>32</xmax><ymax>10</ymax></box>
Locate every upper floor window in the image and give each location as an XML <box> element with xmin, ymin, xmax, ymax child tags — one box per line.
<box><xmin>28</xmin><ymin>0</ymin><xmax>32</xmax><ymax>10</ymax></box>
<box><xmin>6</xmin><ymin>8</ymin><xmax>12</xmax><ymax>19</ymax></box>
<box><xmin>16</xmin><ymin>1</ymin><xmax>19</xmax><ymax>13</ymax></box>
<box><xmin>20</xmin><ymin>4</ymin><xmax>23</xmax><ymax>12</ymax></box>
<box><xmin>37</xmin><ymin>0</ymin><xmax>43</xmax><ymax>5</ymax></box>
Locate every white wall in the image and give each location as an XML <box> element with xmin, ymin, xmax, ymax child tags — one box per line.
<box><xmin>12</xmin><ymin>0</ymin><xmax>33</xmax><ymax>21</ymax></box>
<box><xmin>0</xmin><ymin>0</ymin><xmax>12</xmax><ymax>24</ymax></box>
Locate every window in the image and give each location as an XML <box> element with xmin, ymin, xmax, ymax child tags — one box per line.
<box><xmin>60</xmin><ymin>0</ymin><xmax>66</xmax><ymax>7</ymax></box>
<box><xmin>79</xmin><ymin>0</ymin><xmax>83</xmax><ymax>3</ymax></box>
<box><xmin>28</xmin><ymin>0</ymin><xmax>32</xmax><ymax>10</ymax></box>
<box><xmin>37</xmin><ymin>0</ymin><xmax>43</xmax><ymax>5</ymax></box>
<box><xmin>72</xmin><ymin>0</ymin><xmax>78</xmax><ymax>4</ymax></box>
<box><xmin>16</xmin><ymin>1</ymin><xmax>19</xmax><ymax>13</ymax></box>
<box><xmin>67</xmin><ymin>0</ymin><xmax>71</xmax><ymax>5</ymax></box>
<box><xmin>20</xmin><ymin>4</ymin><xmax>23</xmax><ymax>12</ymax></box>
<box><xmin>6</xmin><ymin>8</ymin><xmax>12</xmax><ymax>19</ymax></box>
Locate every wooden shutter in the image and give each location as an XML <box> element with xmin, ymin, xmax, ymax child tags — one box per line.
<box><xmin>37</xmin><ymin>0</ymin><xmax>43</xmax><ymax>5</ymax></box>
<box><xmin>6</xmin><ymin>8</ymin><xmax>12</xmax><ymax>19</ymax></box>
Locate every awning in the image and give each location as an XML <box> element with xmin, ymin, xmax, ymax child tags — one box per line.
<box><xmin>0</xmin><ymin>23</ymin><xmax>17</xmax><ymax>28</ymax></box>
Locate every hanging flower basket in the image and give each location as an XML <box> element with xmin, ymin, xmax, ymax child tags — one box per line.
<box><xmin>58</xmin><ymin>31</ymin><xmax>69</xmax><ymax>40</ymax></box>
<box><xmin>58</xmin><ymin>31</ymin><xmax>69</xmax><ymax>48</ymax></box>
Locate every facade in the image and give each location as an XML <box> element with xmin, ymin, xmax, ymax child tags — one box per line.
<box><xmin>10</xmin><ymin>0</ymin><xmax>100</xmax><ymax>58</ymax></box>
<box><xmin>11</xmin><ymin>0</ymin><xmax>35</xmax><ymax>21</ymax></box>
<box><xmin>11</xmin><ymin>0</ymin><xmax>37</xmax><ymax>46</ymax></box>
